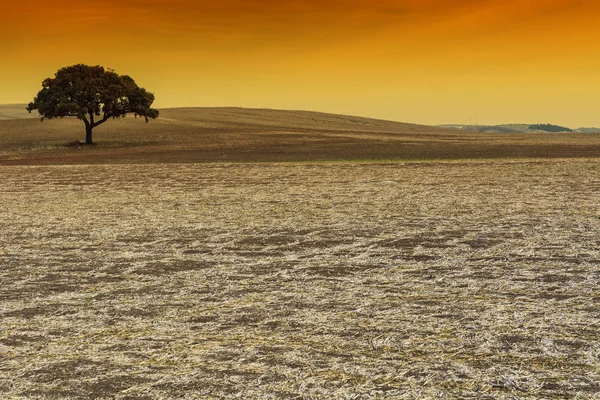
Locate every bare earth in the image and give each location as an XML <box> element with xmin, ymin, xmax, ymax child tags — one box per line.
<box><xmin>0</xmin><ymin>107</ymin><xmax>599</xmax><ymax>398</ymax></box>
<box><xmin>1</xmin><ymin>160</ymin><xmax>599</xmax><ymax>399</ymax></box>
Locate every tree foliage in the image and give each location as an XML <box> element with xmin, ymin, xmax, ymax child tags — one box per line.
<box><xmin>27</xmin><ymin>64</ymin><xmax>159</xmax><ymax>144</ymax></box>
<box><xmin>528</xmin><ymin>124</ymin><xmax>572</xmax><ymax>133</ymax></box>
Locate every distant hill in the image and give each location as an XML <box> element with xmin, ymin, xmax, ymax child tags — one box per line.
<box><xmin>438</xmin><ymin>124</ymin><xmax>524</xmax><ymax>133</ymax></box>
<box><xmin>439</xmin><ymin>123</ymin><xmax>575</xmax><ymax>133</ymax></box>
<box><xmin>575</xmin><ymin>127</ymin><xmax>600</xmax><ymax>133</ymax></box>
<box><xmin>0</xmin><ymin>104</ymin><xmax>37</xmax><ymax>120</ymax></box>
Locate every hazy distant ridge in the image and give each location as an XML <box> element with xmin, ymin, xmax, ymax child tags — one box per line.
<box><xmin>439</xmin><ymin>123</ymin><xmax>595</xmax><ymax>133</ymax></box>
<box><xmin>0</xmin><ymin>104</ymin><xmax>36</xmax><ymax>120</ymax></box>
<box><xmin>2</xmin><ymin>103</ymin><xmax>598</xmax><ymax>132</ymax></box>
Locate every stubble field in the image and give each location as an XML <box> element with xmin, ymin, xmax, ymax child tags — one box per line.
<box><xmin>1</xmin><ymin>160</ymin><xmax>599</xmax><ymax>399</ymax></box>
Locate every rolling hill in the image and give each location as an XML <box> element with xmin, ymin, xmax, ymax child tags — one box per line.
<box><xmin>2</xmin><ymin>104</ymin><xmax>600</xmax><ymax>164</ymax></box>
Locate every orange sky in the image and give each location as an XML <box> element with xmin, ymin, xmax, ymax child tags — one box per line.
<box><xmin>2</xmin><ymin>0</ymin><xmax>600</xmax><ymax>126</ymax></box>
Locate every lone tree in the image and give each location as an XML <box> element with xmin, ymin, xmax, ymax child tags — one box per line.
<box><xmin>27</xmin><ymin>64</ymin><xmax>159</xmax><ymax>145</ymax></box>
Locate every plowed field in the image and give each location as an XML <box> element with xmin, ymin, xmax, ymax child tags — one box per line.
<box><xmin>1</xmin><ymin>160</ymin><xmax>599</xmax><ymax>398</ymax></box>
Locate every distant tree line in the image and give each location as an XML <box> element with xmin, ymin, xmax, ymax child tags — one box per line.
<box><xmin>528</xmin><ymin>124</ymin><xmax>572</xmax><ymax>132</ymax></box>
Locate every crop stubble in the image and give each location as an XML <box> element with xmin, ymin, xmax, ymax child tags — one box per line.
<box><xmin>0</xmin><ymin>160</ymin><xmax>599</xmax><ymax>399</ymax></box>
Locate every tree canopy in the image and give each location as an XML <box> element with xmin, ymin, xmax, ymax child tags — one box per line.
<box><xmin>27</xmin><ymin>64</ymin><xmax>159</xmax><ymax>145</ymax></box>
<box><xmin>528</xmin><ymin>124</ymin><xmax>572</xmax><ymax>133</ymax></box>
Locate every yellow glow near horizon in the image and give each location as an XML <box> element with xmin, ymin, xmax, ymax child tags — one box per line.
<box><xmin>3</xmin><ymin>0</ymin><xmax>600</xmax><ymax>127</ymax></box>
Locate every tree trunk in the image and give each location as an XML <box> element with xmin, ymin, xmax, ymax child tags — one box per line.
<box><xmin>85</xmin><ymin>126</ymin><xmax>94</xmax><ymax>145</ymax></box>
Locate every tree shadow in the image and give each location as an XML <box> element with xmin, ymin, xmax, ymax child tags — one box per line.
<box><xmin>65</xmin><ymin>140</ymin><xmax>95</xmax><ymax>147</ymax></box>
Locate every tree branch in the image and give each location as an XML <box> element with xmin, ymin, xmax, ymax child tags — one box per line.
<box><xmin>92</xmin><ymin>113</ymin><xmax>111</xmax><ymax>128</ymax></box>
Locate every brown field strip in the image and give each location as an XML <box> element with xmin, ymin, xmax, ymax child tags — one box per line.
<box><xmin>1</xmin><ymin>160</ymin><xmax>599</xmax><ymax>398</ymax></box>
<box><xmin>2</xmin><ymin>107</ymin><xmax>600</xmax><ymax>164</ymax></box>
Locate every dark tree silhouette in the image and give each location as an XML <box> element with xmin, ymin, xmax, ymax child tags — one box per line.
<box><xmin>27</xmin><ymin>64</ymin><xmax>159</xmax><ymax>145</ymax></box>
<box><xmin>528</xmin><ymin>124</ymin><xmax>572</xmax><ymax>133</ymax></box>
